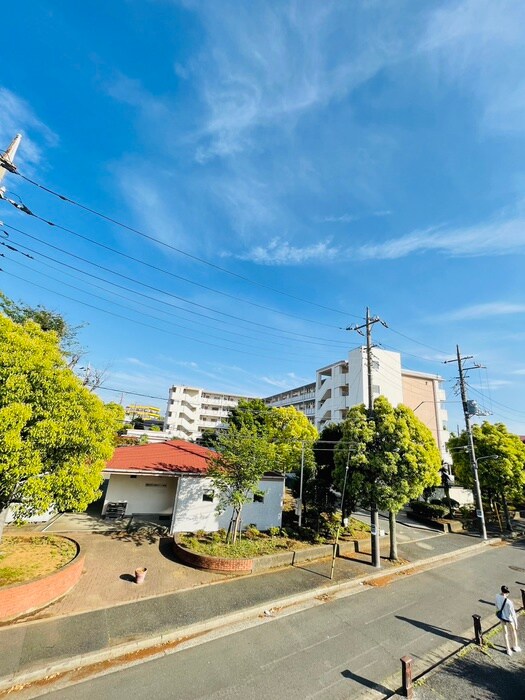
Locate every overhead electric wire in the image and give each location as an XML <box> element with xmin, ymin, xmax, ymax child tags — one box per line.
<box><xmin>467</xmin><ymin>384</ymin><xmax>525</xmax><ymax>417</ymax></box>
<box><xmin>1</xmin><ymin>268</ymin><xmax>323</xmax><ymax>362</ymax></box>
<box><xmin>384</xmin><ymin>325</ymin><xmax>449</xmax><ymax>356</ymax></box>
<box><xmin>5</xmin><ymin>251</ymin><xmax>350</xmax><ymax>356</ymax></box>
<box><xmin>10</xmin><ymin>170</ymin><xmax>360</xmax><ymax>319</ymax></box>
<box><xmin>2</xmin><ymin>255</ymin><xmax>331</xmax><ymax>357</ymax></box>
<box><xmin>5</xmin><ymin>223</ymin><xmax>349</xmax><ymax>344</ymax></box>
<box><xmin>14</xmin><ymin>204</ymin><xmax>345</xmax><ymax>329</ymax></box>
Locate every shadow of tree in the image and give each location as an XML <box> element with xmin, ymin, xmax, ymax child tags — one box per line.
<box><xmin>428</xmin><ymin>650</ymin><xmax>525</xmax><ymax>699</ymax></box>
<box><xmin>100</xmin><ymin>518</ymin><xmax>169</xmax><ymax>547</ymax></box>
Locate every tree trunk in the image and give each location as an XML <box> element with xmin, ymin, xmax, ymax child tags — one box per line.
<box><xmin>501</xmin><ymin>490</ymin><xmax>513</xmax><ymax>532</ymax></box>
<box><xmin>0</xmin><ymin>507</ymin><xmax>8</xmax><ymax>545</ymax></box>
<box><xmin>389</xmin><ymin>510</ymin><xmax>398</xmax><ymax>561</ymax></box>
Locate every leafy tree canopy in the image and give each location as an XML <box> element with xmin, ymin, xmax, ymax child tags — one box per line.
<box><xmin>449</xmin><ymin>421</ymin><xmax>525</xmax><ymax>500</ymax></box>
<box><xmin>227</xmin><ymin>398</ymin><xmax>272</xmax><ymax>434</ymax></box>
<box><xmin>0</xmin><ymin>314</ymin><xmax>120</xmax><ymax>538</ymax></box>
<box><xmin>334</xmin><ymin>396</ymin><xmax>441</xmax><ymax>514</ymax></box>
<box><xmin>208</xmin><ymin>425</ymin><xmax>276</xmax><ymax>542</ymax></box>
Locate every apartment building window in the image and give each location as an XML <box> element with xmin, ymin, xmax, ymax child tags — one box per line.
<box><xmin>202</xmin><ymin>490</ymin><xmax>214</xmax><ymax>502</ymax></box>
<box><xmin>372</xmin><ymin>360</ymin><xmax>380</xmax><ymax>370</ymax></box>
<box><xmin>372</xmin><ymin>384</ymin><xmax>381</xmax><ymax>394</ymax></box>
<box><xmin>253</xmin><ymin>493</ymin><xmax>264</xmax><ymax>503</ymax></box>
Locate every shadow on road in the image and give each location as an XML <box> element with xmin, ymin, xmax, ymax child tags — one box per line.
<box><xmin>422</xmin><ymin>648</ymin><xmax>525</xmax><ymax>700</ymax></box>
<box><xmin>340</xmin><ymin>669</ymin><xmax>392</xmax><ymax>695</ymax></box>
<box><xmin>395</xmin><ymin>615</ymin><xmax>469</xmax><ymax>644</ymax></box>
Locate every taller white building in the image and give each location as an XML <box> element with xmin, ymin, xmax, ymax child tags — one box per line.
<box><xmin>265</xmin><ymin>347</ymin><xmax>450</xmax><ymax>457</ymax></box>
<box><xmin>164</xmin><ymin>386</ymin><xmax>254</xmax><ymax>441</ymax></box>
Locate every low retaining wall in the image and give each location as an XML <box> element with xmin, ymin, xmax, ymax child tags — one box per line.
<box><xmin>0</xmin><ymin>536</ymin><xmax>84</xmax><ymax>622</ymax></box>
<box><xmin>406</xmin><ymin>512</ymin><xmax>464</xmax><ymax>533</ymax></box>
<box><xmin>173</xmin><ymin>537</ymin><xmax>363</xmax><ymax>574</ymax></box>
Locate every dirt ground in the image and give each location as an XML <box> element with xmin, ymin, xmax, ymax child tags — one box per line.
<box><xmin>0</xmin><ymin>535</ymin><xmax>77</xmax><ymax>586</ymax></box>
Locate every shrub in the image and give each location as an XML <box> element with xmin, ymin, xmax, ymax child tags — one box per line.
<box><xmin>210</xmin><ymin>531</ymin><xmax>223</xmax><ymax>544</ymax></box>
<box><xmin>268</xmin><ymin>527</ymin><xmax>280</xmax><ymax>539</ymax></box>
<box><xmin>195</xmin><ymin>529</ymin><xmax>207</xmax><ymax>540</ymax></box>
<box><xmin>318</xmin><ymin>512</ymin><xmax>340</xmax><ymax>539</ymax></box>
<box><xmin>243</xmin><ymin>525</ymin><xmax>260</xmax><ymax>540</ymax></box>
<box><xmin>409</xmin><ymin>501</ymin><xmax>449</xmax><ymax>519</ymax></box>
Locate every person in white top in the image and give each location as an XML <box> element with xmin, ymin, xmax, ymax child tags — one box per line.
<box><xmin>495</xmin><ymin>585</ymin><xmax>521</xmax><ymax>655</ymax></box>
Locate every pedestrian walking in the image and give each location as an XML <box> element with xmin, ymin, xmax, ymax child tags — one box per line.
<box><xmin>495</xmin><ymin>585</ymin><xmax>521</xmax><ymax>655</ymax></box>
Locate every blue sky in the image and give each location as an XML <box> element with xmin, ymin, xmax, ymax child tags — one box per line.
<box><xmin>1</xmin><ymin>0</ymin><xmax>525</xmax><ymax>434</ymax></box>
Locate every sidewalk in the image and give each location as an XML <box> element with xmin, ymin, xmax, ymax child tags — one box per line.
<box><xmin>411</xmin><ymin>622</ymin><xmax>525</xmax><ymax>699</ymax></box>
<box><xmin>0</xmin><ymin>531</ymin><xmax>496</xmax><ymax>695</ymax></box>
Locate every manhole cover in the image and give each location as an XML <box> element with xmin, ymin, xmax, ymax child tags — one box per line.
<box><xmin>508</xmin><ymin>566</ymin><xmax>525</xmax><ymax>572</ymax></box>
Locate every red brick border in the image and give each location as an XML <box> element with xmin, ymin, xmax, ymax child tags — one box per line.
<box><xmin>0</xmin><ymin>535</ymin><xmax>84</xmax><ymax>622</ymax></box>
<box><xmin>173</xmin><ymin>538</ymin><xmax>254</xmax><ymax>573</ymax></box>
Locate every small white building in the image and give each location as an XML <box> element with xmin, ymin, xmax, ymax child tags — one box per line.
<box><xmin>164</xmin><ymin>386</ymin><xmax>255</xmax><ymax>442</ymax></box>
<box><xmin>103</xmin><ymin>440</ymin><xmax>284</xmax><ymax>533</ymax></box>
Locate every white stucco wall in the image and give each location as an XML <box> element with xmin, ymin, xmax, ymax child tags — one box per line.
<box><xmin>103</xmin><ymin>474</ymin><xmax>178</xmax><ymax>515</ymax></box>
<box><xmin>171</xmin><ymin>475</ymin><xmax>284</xmax><ymax>533</ymax></box>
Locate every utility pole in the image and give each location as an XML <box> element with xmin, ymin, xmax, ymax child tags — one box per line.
<box><xmin>0</xmin><ymin>134</ymin><xmax>22</xmax><ymax>185</ymax></box>
<box><xmin>444</xmin><ymin>346</ymin><xmax>487</xmax><ymax>540</ymax></box>
<box><xmin>347</xmin><ymin>307</ymin><xmax>387</xmax><ymax>568</ymax></box>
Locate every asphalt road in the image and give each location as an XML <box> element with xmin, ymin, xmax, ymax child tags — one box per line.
<box><xmin>30</xmin><ymin>538</ymin><xmax>525</xmax><ymax>700</ymax></box>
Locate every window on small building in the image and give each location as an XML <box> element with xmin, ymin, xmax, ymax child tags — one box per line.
<box><xmin>202</xmin><ymin>490</ymin><xmax>214</xmax><ymax>502</ymax></box>
<box><xmin>253</xmin><ymin>493</ymin><xmax>265</xmax><ymax>503</ymax></box>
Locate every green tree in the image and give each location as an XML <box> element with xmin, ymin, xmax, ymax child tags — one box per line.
<box><xmin>449</xmin><ymin>421</ymin><xmax>525</xmax><ymax>531</ymax></box>
<box><xmin>312</xmin><ymin>423</ymin><xmax>343</xmax><ymax>519</ymax></box>
<box><xmin>227</xmin><ymin>398</ymin><xmax>271</xmax><ymax>434</ymax></box>
<box><xmin>0</xmin><ymin>315</ymin><xmax>119</xmax><ymax>541</ymax></box>
<box><xmin>227</xmin><ymin>402</ymin><xmax>319</xmax><ymax>522</ymax></box>
<box><xmin>334</xmin><ymin>397</ymin><xmax>441</xmax><ymax>560</ymax></box>
<box><xmin>208</xmin><ymin>425</ymin><xmax>275</xmax><ymax>543</ymax></box>
<box><xmin>196</xmin><ymin>428</ymin><xmax>221</xmax><ymax>449</ymax></box>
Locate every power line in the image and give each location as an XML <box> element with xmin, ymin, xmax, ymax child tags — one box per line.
<box><xmin>2</xmin><ymin>248</ymin><xmax>346</xmax><ymax>354</ymax></box>
<box><xmin>17</xmin><ymin>203</ymin><xmax>347</xmax><ymax>329</ymax></box>
<box><xmin>2</xmin><ymin>255</ymin><xmax>333</xmax><ymax>358</ymax></box>
<box><xmin>385</xmin><ymin>325</ymin><xmax>449</xmax><ymax>356</ymax></box>
<box><xmin>5</xmin><ymin>223</ymin><xmax>348</xmax><ymax>343</ymax></box>
<box><xmin>9</xmin><ymin>170</ymin><xmax>359</xmax><ymax>319</ymax></box>
<box><xmin>1</xmin><ymin>268</ymin><xmax>323</xmax><ymax>362</ymax></box>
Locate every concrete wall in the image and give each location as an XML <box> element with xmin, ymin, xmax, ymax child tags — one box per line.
<box><xmin>171</xmin><ymin>475</ymin><xmax>284</xmax><ymax>533</ymax></box>
<box><xmin>103</xmin><ymin>474</ymin><xmax>178</xmax><ymax>516</ymax></box>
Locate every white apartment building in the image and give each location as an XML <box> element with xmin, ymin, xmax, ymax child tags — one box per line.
<box><xmin>265</xmin><ymin>347</ymin><xmax>450</xmax><ymax>457</ymax></box>
<box><xmin>164</xmin><ymin>386</ymin><xmax>254</xmax><ymax>441</ymax></box>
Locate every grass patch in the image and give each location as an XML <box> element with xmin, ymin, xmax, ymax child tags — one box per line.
<box><xmin>0</xmin><ymin>535</ymin><xmax>77</xmax><ymax>586</ymax></box>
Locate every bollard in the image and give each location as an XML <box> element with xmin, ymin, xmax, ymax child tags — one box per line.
<box><xmin>521</xmin><ymin>588</ymin><xmax>525</xmax><ymax>610</ymax></box>
<box><xmin>400</xmin><ymin>656</ymin><xmax>413</xmax><ymax>699</ymax></box>
<box><xmin>472</xmin><ymin>614</ymin><xmax>484</xmax><ymax>646</ymax></box>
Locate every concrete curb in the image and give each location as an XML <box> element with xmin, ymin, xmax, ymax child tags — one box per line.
<box><xmin>0</xmin><ymin>537</ymin><xmax>501</xmax><ymax>695</ymax></box>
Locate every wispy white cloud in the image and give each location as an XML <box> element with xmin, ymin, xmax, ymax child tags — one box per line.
<box><xmin>422</xmin><ymin>0</ymin><xmax>525</xmax><ymax>134</ymax></box>
<box><xmin>321</xmin><ymin>210</ymin><xmax>391</xmax><ymax>224</ymax></box>
<box><xmin>260</xmin><ymin>371</ymin><xmax>311</xmax><ymax>389</ymax></box>
<box><xmin>435</xmin><ymin>302</ymin><xmax>525</xmax><ymax>323</ymax></box>
<box><xmin>235</xmin><ymin>237</ymin><xmax>340</xmax><ymax>265</ymax></box>
<box><xmin>185</xmin><ymin>1</ymin><xmax>416</xmax><ymax>161</ymax></box>
<box><xmin>0</xmin><ymin>87</ymin><xmax>58</xmax><ymax>171</ymax></box>
<box><xmin>512</xmin><ymin>369</ymin><xmax>525</xmax><ymax>376</ymax></box>
<box><xmin>356</xmin><ymin>216</ymin><xmax>525</xmax><ymax>260</ymax></box>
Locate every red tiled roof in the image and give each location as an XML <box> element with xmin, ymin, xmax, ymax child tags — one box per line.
<box><xmin>104</xmin><ymin>440</ymin><xmax>215</xmax><ymax>475</ymax></box>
